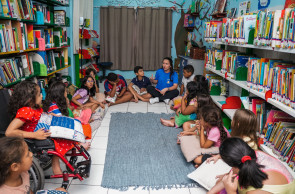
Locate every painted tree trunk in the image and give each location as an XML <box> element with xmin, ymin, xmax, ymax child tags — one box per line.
<box><xmin>174</xmin><ymin>10</ymin><xmax>187</xmax><ymax>58</ymax></box>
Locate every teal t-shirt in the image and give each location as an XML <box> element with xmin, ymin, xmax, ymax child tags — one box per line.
<box><xmin>155</xmin><ymin>68</ymin><xmax>178</xmax><ymax>90</ymax></box>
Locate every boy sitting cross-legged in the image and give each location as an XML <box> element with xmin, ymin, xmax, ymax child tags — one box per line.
<box><xmin>128</xmin><ymin>66</ymin><xmax>152</xmax><ymax>102</ymax></box>
<box><xmin>104</xmin><ymin>73</ymin><xmax>133</xmax><ymax>106</ymax></box>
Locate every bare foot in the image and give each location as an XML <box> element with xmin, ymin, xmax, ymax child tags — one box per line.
<box><xmin>160</xmin><ymin>118</ymin><xmax>175</xmax><ymax>127</ymax></box>
<box><xmin>170</xmin><ymin>106</ymin><xmax>175</xmax><ymax>110</ymax></box>
<box><xmin>177</xmin><ymin>138</ymin><xmax>180</xmax><ymax>145</ymax></box>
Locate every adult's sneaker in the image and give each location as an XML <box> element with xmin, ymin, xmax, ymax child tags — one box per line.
<box><xmin>149</xmin><ymin>97</ymin><xmax>159</xmax><ymax>104</ymax></box>
<box><xmin>164</xmin><ymin>99</ymin><xmax>170</xmax><ymax>105</ymax></box>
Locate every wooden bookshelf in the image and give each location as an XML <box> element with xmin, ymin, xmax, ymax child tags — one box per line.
<box><xmin>4</xmin><ymin>74</ymin><xmax>36</xmax><ymax>88</ymax></box>
<box><xmin>48</xmin><ymin>65</ymin><xmax>71</xmax><ymax>76</ymax></box>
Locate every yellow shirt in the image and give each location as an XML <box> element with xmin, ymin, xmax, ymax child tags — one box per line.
<box><xmin>238</xmin><ymin>180</ymin><xmax>295</xmax><ymax>194</ymax></box>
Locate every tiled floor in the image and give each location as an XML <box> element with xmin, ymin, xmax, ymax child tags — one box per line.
<box><xmin>43</xmin><ymin>100</ymin><xmax>207</xmax><ymax>193</ymax></box>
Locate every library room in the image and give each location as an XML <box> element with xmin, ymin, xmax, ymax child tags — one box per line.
<box><xmin>0</xmin><ymin>0</ymin><xmax>295</xmax><ymax>193</ymax></box>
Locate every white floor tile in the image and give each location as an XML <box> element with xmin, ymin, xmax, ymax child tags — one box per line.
<box><xmin>148</xmin><ymin>102</ymin><xmax>166</xmax><ymax>107</ymax></box>
<box><xmin>100</xmin><ymin>120</ymin><xmax>110</xmax><ymax>127</ymax></box>
<box><xmin>149</xmin><ymin>187</ymin><xmax>190</xmax><ymax>194</ymax></box>
<box><xmin>91</xmin><ymin>136</ymin><xmax>108</xmax><ymax>149</ymax></box>
<box><xmin>147</xmin><ymin>107</ymin><xmax>168</xmax><ymax>113</ymax></box>
<box><xmin>108</xmin><ymin>107</ymin><xmax>128</xmax><ymax>112</ymax></box>
<box><xmin>108</xmin><ymin>187</ymin><xmax>149</xmax><ymax>194</ymax></box>
<box><xmin>128</xmin><ymin>107</ymin><xmax>147</xmax><ymax>113</ymax></box>
<box><xmin>95</xmin><ymin>126</ymin><xmax>109</xmax><ymax>137</ymax></box>
<box><xmin>189</xmin><ymin>187</ymin><xmax>207</xmax><ymax>194</ymax></box>
<box><xmin>68</xmin><ymin>185</ymin><xmax>108</xmax><ymax>194</ymax></box>
<box><xmin>71</xmin><ymin>165</ymin><xmax>104</xmax><ymax>186</ymax></box>
<box><xmin>104</xmin><ymin>112</ymin><xmax>112</xmax><ymax>119</ymax></box>
<box><xmin>87</xmin><ymin>148</ymin><xmax>106</xmax><ymax>165</ymax></box>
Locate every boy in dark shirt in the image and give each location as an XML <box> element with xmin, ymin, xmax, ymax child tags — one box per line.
<box><xmin>128</xmin><ymin>66</ymin><xmax>152</xmax><ymax>102</ymax></box>
<box><xmin>104</xmin><ymin>73</ymin><xmax>133</xmax><ymax>105</ymax></box>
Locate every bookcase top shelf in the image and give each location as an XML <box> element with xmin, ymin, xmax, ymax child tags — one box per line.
<box><xmin>33</xmin><ymin>0</ymin><xmax>69</xmax><ymax>7</ymax></box>
<box><xmin>213</xmin><ymin>41</ymin><xmax>295</xmax><ymax>54</ymax></box>
<box><xmin>206</xmin><ymin>66</ymin><xmax>295</xmax><ymax>118</ymax></box>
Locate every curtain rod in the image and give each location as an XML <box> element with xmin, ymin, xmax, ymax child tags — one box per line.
<box><xmin>93</xmin><ymin>6</ymin><xmax>186</xmax><ymax>10</ymax></box>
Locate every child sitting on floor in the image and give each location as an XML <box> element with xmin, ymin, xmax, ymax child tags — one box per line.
<box><xmin>71</xmin><ymin>76</ymin><xmax>104</xmax><ymax>112</ymax></box>
<box><xmin>180</xmin><ymin>65</ymin><xmax>195</xmax><ymax>96</ymax></box>
<box><xmin>128</xmin><ymin>66</ymin><xmax>152</xmax><ymax>102</ymax></box>
<box><xmin>180</xmin><ymin>106</ymin><xmax>230</xmax><ymax>167</ymax></box>
<box><xmin>104</xmin><ymin>73</ymin><xmax>133</xmax><ymax>105</ymax></box>
<box><xmin>0</xmin><ymin>137</ymin><xmax>68</xmax><ymax>194</ymax></box>
<box><xmin>160</xmin><ymin>81</ymin><xmax>199</xmax><ymax>128</ymax></box>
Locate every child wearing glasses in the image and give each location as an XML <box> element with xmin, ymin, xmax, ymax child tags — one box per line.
<box><xmin>71</xmin><ymin>76</ymin><xmax>104</xmax><ymax>113</ymax></box>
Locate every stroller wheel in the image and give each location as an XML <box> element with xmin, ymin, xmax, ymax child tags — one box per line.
<box><xmin>29</xmin><ymin>157</ymin><xmax>45</xmax><ymax>193</ymax></box>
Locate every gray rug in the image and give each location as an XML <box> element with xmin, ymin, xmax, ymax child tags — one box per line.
<box><xmin>101</xmin><ymin>112</ymin><xmax>198</xmax><ymax>190</ymax></box>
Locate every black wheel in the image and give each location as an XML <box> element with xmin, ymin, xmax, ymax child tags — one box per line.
<box><xmin>29</xmin><ymin>157</ymin><xmax>45</xmax><ymax>193</ymax></box>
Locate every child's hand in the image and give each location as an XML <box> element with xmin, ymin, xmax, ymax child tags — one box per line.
<box><xmin>206</xmin><ymin>154</ymin><xmax>221</xmax><ymax>164</ymax></box>
<box><xmin>100</xmin><ymin>103</ymin><xmax>105</xmax><ymax>109</ymax></box>
<box><xmin>34</xmin><ymin>128</ymin><xmax>51</xmax><ymax>140</ymax></box>
<box><xmin>176</xmin><ymin>108</ymin><xmax>181</xmax><ymax>116</ymax></box>
<box><xmin>150</xmin><ymin>74</ymin><xmax>154</xmax><ymax>82</ymax></box>
<box><xmin>183</xmin><ymin>92</ymin><xmax>188</xmax><ymax>99</ymax></box>
<box><xmin>222</xmin><ymin>170</ymin><xmax>238</xmax><ymax>194</ymax></box>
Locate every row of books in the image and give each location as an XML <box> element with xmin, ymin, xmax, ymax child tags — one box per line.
<box><xmin>0</xmin><ymin>53</ymin><xmax>34</xmax><ymax>85</ymax></box>
<box><xmin>0</xmin><ymin>0</ymin><xmax>34</xmax><ymax>20</ymax></box>
<box><xmin>205</xmin><ymin>74</ymin><xmax>227</xmax><ymax>96</ymax></box>
<box><xmin>33</xmin><ymin>3</ymin><xmax>51</xmax><ymax>24</ymax></box>
<box><xmin>204</xmin><ymin>8</ymin><xmax>295</xmax><ymax>49</ymax></box>
<box><xmin>35</xmin><ymin>26</ymin><xmax>67</xmax><ymax>49</ymax></box>
<box><xmin>263</xmin><ymin>110</ymin><xmax>295</xmax><ymax>169</ymax></box>
<box><xmin>0</xmin><ymin>20</ymin><xmax>35</xmax><ymax>52</ymax></box>
<box><xmin>31</xmin><ymin>49</ymin><xmax>68</xmax><ymax>73</ymax></box>
<box><xmin>205</xmin><ymin>49</ymin><xmax>249</xmax><ymax>80</ymax></box>
<box><xmin>205</xmin><ymin>48</ymin><xmax>295</xmax><ymax>110</ymax></box>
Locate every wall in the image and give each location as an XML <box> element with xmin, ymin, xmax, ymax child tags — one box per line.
<box><xmin>92</xmin><ymin>0</ymin><xmax>287</xmax><ymax>79</ymax></box>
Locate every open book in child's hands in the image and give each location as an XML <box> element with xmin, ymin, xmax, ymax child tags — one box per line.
<box><xmin>187</xmin><ymin>159</ymin><xmax>231</xmax><ymax>190</ymax></box>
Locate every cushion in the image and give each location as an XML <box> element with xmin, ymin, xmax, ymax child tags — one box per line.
<box><xmin>35</xmin><ymin>113</ymin><xmax>85</xmax><ymax>143</ymax></box>
<box><xmin>95</xmin><ymin>93</ymin><xmax>106</xmax><ymax>103</ymax></box>
<box><xmin>187</xmin><ymin>160</ymin><xmax>231</xmax><ymax>190</ymax></box>
<box><xmin>179</xmin><ymin>135</ymin><xmax>219</xmax><ymax>162</ymax></box>
<box><xmin>173</xmin><ymin>96</ymin><xmax>182</xmax><ymax>109</ymax></box>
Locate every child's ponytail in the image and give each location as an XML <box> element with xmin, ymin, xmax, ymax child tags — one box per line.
<box><xmin>220</xmin><ymin>138</ymin><xmax>268</xmax><ymax>189</ymax></box>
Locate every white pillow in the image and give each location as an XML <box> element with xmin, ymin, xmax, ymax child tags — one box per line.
<box><xmin>35</xmin><ymin>113</ymin><xmax>85</xmax><ymax>143</ymax></box>
<box><xmin>187</xmin><ymin>160</ymin><xmax>232</xmax><ymax>190</ymax></box>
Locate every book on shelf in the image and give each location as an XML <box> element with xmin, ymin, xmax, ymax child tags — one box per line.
<box><xmin>0</xmin><ymin>53</ymin><xmax>34</xmax><ymax>85</ymax></box>
<box><xmin>54</xmin><ymin>10</ymin><xmax>65</xmax><ymax>25</ymax></box>
<box><xmin>212</xmin><ymin>0</ymin><xmax>227</xmax><ymax>15</ymax></box>
<box><xmin>0</xmin><ymin>0</ymin><xmax>34</xmax><ymax>20</ymax></box>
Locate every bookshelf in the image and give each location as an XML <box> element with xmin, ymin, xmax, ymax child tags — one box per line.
<box><xmin>213</xmin><ymin>41</ymin><xmax>295</xmax><ymax>54</ymax></box>
<box><xmin>0</xmin><ymin>0</ymin><xmax>72</xmax><ymax>88</ymax></box>
<box><xmin>206</xmin><ymin>66</ymin><xmax>295</xmax><ymax>118</ymax></box>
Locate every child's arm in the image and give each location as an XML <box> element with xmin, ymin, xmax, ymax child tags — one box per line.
<box><xmin>128</xmin><ymin>83</ymin><xmax>137</xmax><ymax>99</ymax></box>
<box><xmin>118</xmin><ymin>87</ymin><xmax>127</xmax><ymax>97</ymax></box>
<box><xmin>71</xmin><ymin>94</ymin><xmax>84</xmax><ymax>108</ymax></box>
<box><xmin>180</xmin><ymin>84</ymin><xmax>184</xmax><ymax>95</ymax></box>
<box><xmin>6</xmin><ymin>118</ymin><xmax>51</xmax><ymax>140</ymax></box>
<box><xmin>199</xmin><ymin>125</ymin><xmax>214</xmax><ymax>148</ymax></box>
<box><xmin>180</xmin><ymin>93</ymin><xmax>197</xmax><ymax>115</ymax></box>
<box><xmin>180</xmin><ymin>131</ymin><xmax>197</xmax><ymax>136</ymax></box>
<box><xmin>89</xmin><ymin>97</ymin><xmax>104</xmax><ymax>108</ymax></box>
<box><xmin>106</xmin><ymin>82</ymin><xmax>117</xmax><ymax>97</ymax></box>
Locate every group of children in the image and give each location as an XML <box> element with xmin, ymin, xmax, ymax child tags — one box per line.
<box><xmin>1</xmin><ymin>57</ymin><xmax>295</xmax><ymax>193</ymax></box>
